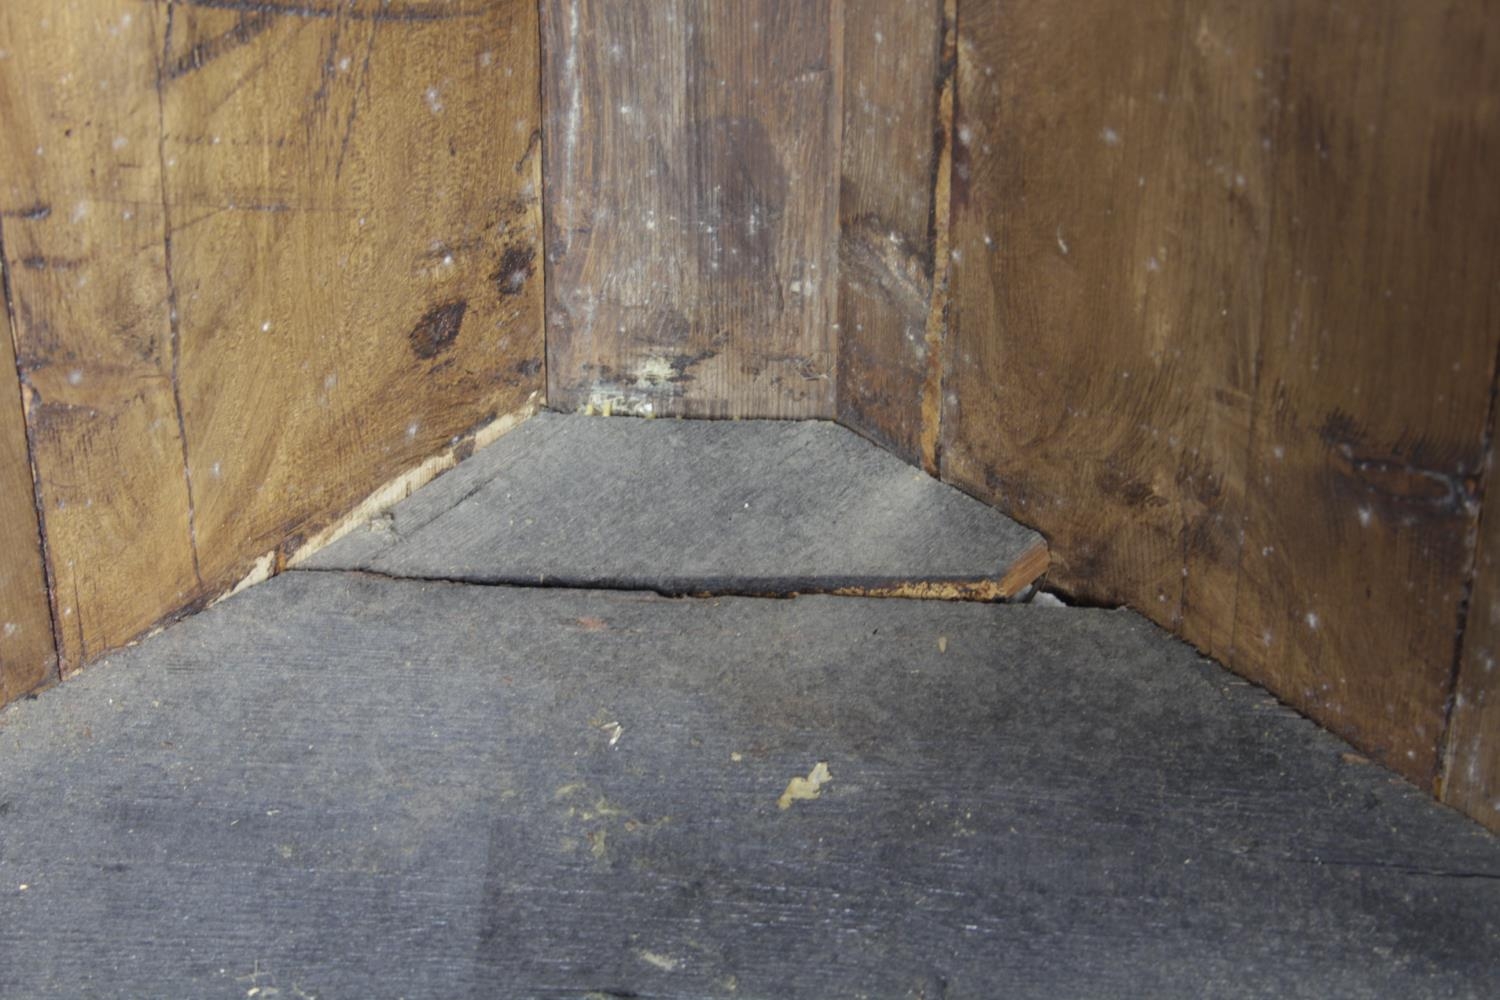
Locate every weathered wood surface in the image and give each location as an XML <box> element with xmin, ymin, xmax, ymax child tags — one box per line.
<box><xmin>2</xmin><ymin>571</ymin><xmax>1497</xmax><ymax>997</ymax></box>
<box><xmin>0</xmin><ymin>307</ymin><xmax>55</xmax><ymax>702</ymax></box>
<box><xmin>0</xmin><ymin>0</ymin><xmax>545</xmax><ymax>684</ymax></box>
<box><xmin>1449</xmin><ymin>492</ymin><xmax>1500</xmax><ymax>831</ymax></box>
<box><xmin>541</xmin><ymin>0</ymin><xmax>838</xmax><ymax>419</ymax></box>
<box><xmin>928</xmin><ymin>0</ymin><xmax>1500</xmax><ymax>804</ymax></box>
<box><xmin>306</xmin><ymin>412</ymin><xmax>1048</xmax><ymax>599</ymax></box>
<box><xmin>836</xmin><ymin>0</ymin><xmax>952</xmax><ymax>470</ymax></box>
<box><xmin>0</xmin><ymin>0</ymin><xmax>201</xmax><ymax>675</ymax></box>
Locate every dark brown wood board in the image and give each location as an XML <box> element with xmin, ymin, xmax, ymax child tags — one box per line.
<box><xmin>1229</xmin><ymin>1</ymin><xmax>1500</xmax><ymax>794</ymax></box>
<box><xmin>937</xmin><ymin>0</ymin><xmax>1500</xmax><ymax>796</ymax></box>
<box><xmin>541</xmin><ymin>0</ymin><xmax>838</xmax><ymax>419</ymax></box>
<box><xmin>1449</xmin><ymin>482</ymin><xmax>1500</xmax><ymax>833</ymax></box>
<box><xmin>0</xmin><ymin>0</ymin><xmax>545</xmax><ymax>683</ymax></box>
<box><xmin>0</xmin><ymin>303</ymin><xmax>55</xmax><ymax>702</ymax></box>
<box><xmin>836</xmin><ymin>0</ymin><xmax>951</xmax><ymax>469</ymax></box>
<box><xmin>1</xmin><ymin>571</ymin><xmax>1497</xmax><ymax>996</ymax></box>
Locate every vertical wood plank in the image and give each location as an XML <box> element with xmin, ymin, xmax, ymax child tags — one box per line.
<box><xmin>0</xmin><ymin>1</ymin><xmax>201</xmax><ymax>671</ymax></box>
<box><xmin>541</xmin><ymin>0</ymin><xmax>838</xmax><ymax>419</ymax></box>
<box><xmin>944</xmin><ymin>0</ymin><xmax>1269</xmax><ymax>656</ymax></box>
<box><xmin>1231</xmin><ymin>3</ymin><xmax>1500</xmax><ymax>784</ymax></box>
<box><xmin>1448</xmin><ymin>478</ymin><xmax>1500</xmax><ymax>834</ymax></box>
<box><xmin>939</xmin><ymin>0</ymin><xmax>1500</xmax><ymax>793</ymax></box>
<box><xmin>0</xmin><ymin>292</ymin><xmax>56</xmax><ymax>701</ymax></box>
<box><xmin>0</xmin><ymin>0</ymin><xmax>545</xmax><ymax>678</ymax></box>
<box><xmin>835</xmin><ymin>0</ymin><xmax>949</xmax><ymax>467</ymax></box>
<box><xmin>159</xmin><ymin>0</ymin><xmax>544</xmax><ymax>587</ymax></box>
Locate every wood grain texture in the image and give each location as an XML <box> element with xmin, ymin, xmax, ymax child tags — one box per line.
<box><xmin>541</xmin><ymin>0</ymin><xmax>838</xmax><ymax>419</ymax></box>
<box><xmin>1449</xmin><ymin>487</ymin><xmax>1500</xmax><ymax>833</ymax></box>
<box><xmin>0</xmin><ymin>300</ymin><xmax>55</xmax><ymax>701</ymax></box>
<box><xmin>939</xmin><ymin>0</ymin><xmax>1500</xmax><ymax>792</ymax></box>
<box><xmin>159</xmin><ymin>0</ymin><xmax>544</xmax><ymax>587</ymax></box>
<box><xmin>0</xmin><ymin>0</ymin><xmax>201</xmax><ymax>672</ymax></box>
<box><xmin>836</xmin><ymin>0</ymin><xmax>949</xmax><ymax>466</ymax></box>
<box><xmin>0</xmin><ymin>0</ymin><xmax>544</xmax><ymax>679</ymax></box>
<box><xmin>1231</xmin><ymin>3</ymin><xmax>1500</xmax><ymax>789</ymax></box>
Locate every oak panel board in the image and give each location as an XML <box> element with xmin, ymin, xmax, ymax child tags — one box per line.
<box><xmin>541</xmin><ymin>0</ymin><xmax>838</xmax><ymax>419</ymax></box>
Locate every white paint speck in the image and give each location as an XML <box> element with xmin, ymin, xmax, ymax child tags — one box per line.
<box><xmin>425</xmin><ymin>87</ymin><xmax>443</xmax><ymax>114</ymax></box>
<box><xmin>111</xmin><ymin>136</ymin><xmax>127</xmax><ymax>151</ymax></box>
<box><xmin>71</xmin><ymin>201</ymin><xmax>89</xmax><ymax>223</ymax></box>
<box><xmin>407</xmin><ymin>421</ymin><xmax>420</xmax><ymax>440</ymax></box>
<box><xmin>1146</xmin><ymin>255</ymin><xmax>1161</xmax><ymax>273</ymax></box>
<box><xmin>67</xmin><ymin>369</ymin><xmax>83</xmax><ymax>386</ymax></box>
<box><xmin>1101</xmin><ymin>127</ymin><xmax>1121</xmax><ymax>146</ymax></box>
<box><xmin>261</xmin><ymin>321</ymin><xmax>272</xmax><ymax>333</ymax></box>
<box><xmin>1357</xmin><ymin>506</ymin><xmax>1372</xmax><ymax>527</ymax></box>
<box><xmin>1305</xmin><ymin>611</ymin><xmax>1320</xmax><ymax>630</ymax></box>
<box><xmin>2</xmin><ymin>623</ymin><xmax>16</xmax><ymax>637</ymax></box>
<box><xmin>1056</xmin><ymin>226</ymin><xmax>1069</xmax><ymax>255</ymax></box>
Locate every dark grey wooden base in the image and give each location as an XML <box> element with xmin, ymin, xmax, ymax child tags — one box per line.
<box><xmin>2</xmin><ymin>571</ymin><xmax>1496</xmax><ymax>998</ymax></box>
<box><xmin>302</xmin><ymin>413</ymin><xmax>1048</xmax><ymax>600</ymax></box>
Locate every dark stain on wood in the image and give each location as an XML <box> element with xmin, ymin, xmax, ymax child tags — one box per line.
<box><xmin>0</xmin><ymin>203</ymin><xmax>50</xmax><ymax>221</ymax></box>
<box><xmin>174</xmin><ymin>0</ymin><xmax>478</xmax><ymax>25</ymax></box>
<box><xmin>691</xmin><ymin>116</ymin><xmax>786</xmax><ymax>279</ymax></box>
<box><xmin>19</xmin><ymin>256</ymin><xmax>84</xmax><ymax>272</ymax></box>
<box><xmin>165</xmin><ymin>10</ymin><xmax>276</xmax><ymax>80</ymax></box>
<box><xmin>492</xmin><ymin>244</ymin><xmax>535</xmax><ymax>297</ymax></box>
<box><xmin>667</xmin><ymin>349</ymin><xmax>718</xmax><ymax>385</ymax></box>
<box><xmin>407</xmin><ymin>301</ymin><xmax>468</xmax><ymax>360</ymax></box>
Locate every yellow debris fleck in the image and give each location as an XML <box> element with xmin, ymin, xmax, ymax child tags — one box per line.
<box><xmin>639</xmin><ymin>950</ymin><xmax>680</xmax><ymax>972</ymax></box>
<box><xmin>937</xmin><ymin>635</ymin><xmax>948</xmax><ymax>653</ymax></box>
<box><xmin>777</xmin><ymin>761</ymin><xmax>833</xmax><ymax>810</ymax></box>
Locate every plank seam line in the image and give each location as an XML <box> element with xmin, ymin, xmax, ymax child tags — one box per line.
<box><xmin>1283</xmin><ymin>857</ymin><xmax>1500</xmax><ymax>881</ymax></box>
<box><xmin>1437</xmin><ymin>314</ymin><xmax>1500</xmax><ymax>797</ymax></box>
<box><xmin>0</xmin><ymin>213</ymin><xmax>63</xmax><ymax>687</ymax></box>
<box><xmin>152</xmin><ymin>2</ymin><xmax>205</xmax><ymax>592</ymax></box>
<box><xmin>287</xmin><ymin>566</ymin><xmax>1033</xmax><ymax>604</ymax></box>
